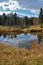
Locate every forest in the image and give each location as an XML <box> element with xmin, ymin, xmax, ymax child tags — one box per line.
<box><xmin>0</xmin><ymin>8</ymin><xmax>43</xmax><ymax>28</ymax></box>
<box><xmin>0</xmin><ymin>13</ymin><xmax>34</xmax><ymax>26</ymax></box>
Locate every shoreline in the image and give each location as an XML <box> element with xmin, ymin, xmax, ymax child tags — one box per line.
<box><xmin>0</xmin><ymin>25</ymin><xmax>43</xmax><ymax>35</ymax></box>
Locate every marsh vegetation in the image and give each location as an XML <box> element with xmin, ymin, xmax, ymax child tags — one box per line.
<box><xmin>0</xmin><ymin>8</ymin><xmax>43</xmax><ymax>65</ymax></box>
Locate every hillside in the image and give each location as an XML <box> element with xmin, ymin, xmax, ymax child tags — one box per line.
<box><xmin>0</xmin><ymin>43</ymin><xmax>43</xmax><ymax>65</ymax></box>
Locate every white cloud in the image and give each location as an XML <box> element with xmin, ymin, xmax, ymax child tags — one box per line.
<box><xmin>0</xmin><ymin>11</ymin><xmax>11</xmax><ymax>15</ymax></box>
<box><xmin>13</xmin><ymin>12</ymin><xmax>30</xmax><ymax>17</ymax></box>
<box><xmin>0</xmin><ymin>0</ymin><xmax>22</xmax><ymax>10</ymax></box>
<box><xmin>13</xmin><ymin>12</ymin><xmax>38</xmax><ymax>17</ymax></box>
<box><xmin>30</xmin><ymin>9</ymin><xmax>39</xmax><ymax>14</ymax></box>
<box><xmin>0</xmin><ymin>0</ymin><xmax>37</xmax><ymax>11</ymax></box>
<box><xmin>0</xmin><ymin>0</ymin><xmax>39</xmax><ymax>17</ymax></box>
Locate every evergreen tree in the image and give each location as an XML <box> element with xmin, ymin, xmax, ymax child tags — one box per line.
<box><xmin>39</xmin><ymin>8</ymin><xmax>43</xmax><ymax>23</ymax></box>
<box><xmin>0</xmin><ymin>15</ymin><xmax>3</xmax><ymax>25</ymax></box>
<box><xmin>3</xmin><ymin>13</ymin><xmax>7</xmax><ymax>25</ymax></box>
<box><xmin>23</xmin><ymin>16</ymin><xmax>29</xmax><ymax>26</ymax></box>
<box><xmin>14</xmin><ymin>13</ymin><xmax>17</xmax><ymax>25</ymax></box>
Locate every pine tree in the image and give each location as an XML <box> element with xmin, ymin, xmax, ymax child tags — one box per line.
<box><xmin>39</xmin><ymin>8</ymin><xmax>43</xmax><ymax>23</ymax></box>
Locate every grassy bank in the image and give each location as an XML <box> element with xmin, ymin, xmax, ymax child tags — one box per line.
<box><xmin>0</xmin><ymin>25</ymin><xmax>43</xmax><ymax>35</ymax></box>
<box><xmin>0</xmin><ymin>26</ymin><xmax>29</xmax><ymax>34</ymax></box>
<box><xmin>0</xmin><ymin>43</ymin><xmax>43</xmax><ymax>65</ymax></box>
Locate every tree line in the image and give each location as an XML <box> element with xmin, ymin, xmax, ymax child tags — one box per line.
<box><xmin>0</xmin><ymin>8</ymin><xmax>43</xmax><ymax>26</ymax></box>
<box><xmin>0</xmin><ymin>13</ymin><xmax>34</xmax><ymax>26</ymax></box>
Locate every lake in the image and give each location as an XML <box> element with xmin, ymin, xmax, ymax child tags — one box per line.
<box><xmin>0</xmin><ymin>33</ymin><xmax>39</xmax><ymax>48</ymax></box>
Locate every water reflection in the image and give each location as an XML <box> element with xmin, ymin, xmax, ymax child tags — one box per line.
<box><xmin>0</xmin><ymin>33</ymin><xmax>38</xmax><ymax>48</ymax></box>
<box><xmin>37</xmin><ymin>34</ymin><xmax>43</xmax><ymax>43</ymax></box>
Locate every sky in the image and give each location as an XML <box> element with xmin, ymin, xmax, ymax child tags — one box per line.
<box><xmin>0</xmin><ymin>0</ymin><xmax>43</xmax><ymax>17</ymax></box>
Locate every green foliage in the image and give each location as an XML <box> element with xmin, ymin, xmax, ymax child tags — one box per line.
<box><xmin>23</xmin><ymin>16</ymin><xmax>29</xmax><ymax>26</ymax></box>
<box><xmin>0</xmin><ymin>15</ymin><xmax>3</xmax><ymax>25</ymax></box>
<box><xmin>3</xmin><ymin>13</ymin><xmax>7</xmax><ymax>25</ymax></box>
<box><xmin>39</xmin><ymin>8</ymin><xmax>43</xmax><ymax>24</ymax></box>
<box><xmin>37</xmin><ymin>34</ymin><xmax>42</xmax><ymax>43</ymax></box>
<box><xmin>14</xmin><ymin>13</ymin><xmax>17</xmax><ymax>25</ymax></box>
<box><xmin>39</xmin><ymin>23</ymin><xmax>43</xmax><ymax>28</ymax></box>
<box><xmin>0</xmin><ymin>12</ymin><xmax>34</xmax><ymax>26</ymax></box>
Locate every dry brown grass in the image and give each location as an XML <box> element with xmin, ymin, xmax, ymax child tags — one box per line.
<box><xmin>0</xmin><ymin>42</ymin><xmax>43</xmax><ymax>65</ymax></box>
<box><xmin>0</xmin><ymin>26</ymin><xmax>42</xmax><ymax>35</ymax></box>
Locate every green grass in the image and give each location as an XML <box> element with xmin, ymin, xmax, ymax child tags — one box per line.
<box><xmin>39</xmin><ymin>23</ymin><xmax>43</xmax><ymax>28</ymax></box>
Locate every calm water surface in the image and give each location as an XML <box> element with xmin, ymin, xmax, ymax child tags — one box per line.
<box><xmin>0</xmin><ymin>33</ymin><xmax>38</xmax><ymax>48</ymax></box>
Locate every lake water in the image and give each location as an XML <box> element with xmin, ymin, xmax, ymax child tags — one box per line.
<box><xmin>0</xmin><ymin>33</ymin><xmax>38</xmax><ymax>48</ymax></box>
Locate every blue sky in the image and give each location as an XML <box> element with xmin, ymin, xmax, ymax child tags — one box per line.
<box><xmin>0</xmin><ymin>0</ymin><xmax>43</xmax><ymax>17</ymax></box>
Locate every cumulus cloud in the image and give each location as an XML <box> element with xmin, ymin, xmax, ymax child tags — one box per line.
<box><xmin>14</xmin><ymin>12</ymin><xmax>38</xmax><ymax>17</ymax></box>
<box><xmin>29</xmin><ymin>9</ymin><xmax>39</xmax><ymax>14</ymax></box>
<box><xmin>0</xmin><ymin>0</ymin><xmax>41</xmax><ymax>17</ymax></box>
<box><xmin>0</xmin><ymin>0</ymin><xmax>21</xmax><ymax>10</ymax></box>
